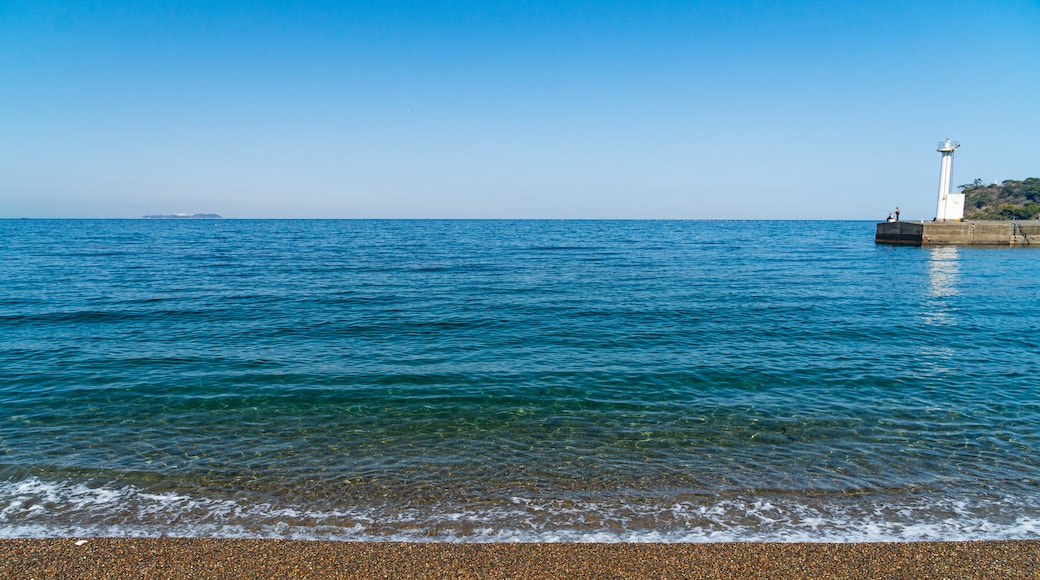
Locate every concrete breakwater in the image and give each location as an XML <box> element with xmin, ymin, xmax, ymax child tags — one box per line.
<box><xmin>876</xmin><ymin>220</ymin><xmax>1040</xmax><ymax>246</ymax></box>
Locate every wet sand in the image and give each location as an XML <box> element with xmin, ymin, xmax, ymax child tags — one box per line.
<box><xmin>2</xmin><ymin>538</ymin><xmax>1038</xmax><ymax>579</ymax></box>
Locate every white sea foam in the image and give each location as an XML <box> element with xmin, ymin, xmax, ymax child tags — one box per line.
<box><xmin>2</xmin><ymin>477</ymin><xmax>1039</xmax><ymax>542</ymax></box>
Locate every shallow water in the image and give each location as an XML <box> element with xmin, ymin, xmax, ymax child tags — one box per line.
<box><xmin>1</xmin><ymin>219</ymin><xmax>1039</xmax><ymax>541</ymax></box>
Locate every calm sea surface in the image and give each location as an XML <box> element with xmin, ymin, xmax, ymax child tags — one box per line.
<box><xmin>1</xmin><ymin>219</ymin><xmax>1039</xmax><ymax>541</ymax></box>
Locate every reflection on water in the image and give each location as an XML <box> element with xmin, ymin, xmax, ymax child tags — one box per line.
<box><xmin>923</xmin><ymin>247</ymin><xmax>960</xmax><ymax>325</ymax></box>
<box><xmin>928</xmin><ymin>247</ymin><xmax>960</xmax><ymax>297</ymax></box>
<box><xmin>915</xmin><ymin>344</ymin><xmax>958</xmax><ymax>375</ymax></box>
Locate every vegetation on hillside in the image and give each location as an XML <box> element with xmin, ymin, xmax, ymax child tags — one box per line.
<box><xmin>960</xmin><ymin>177</ymin><xmax>1040</xmax><ymax>220</ymax></box>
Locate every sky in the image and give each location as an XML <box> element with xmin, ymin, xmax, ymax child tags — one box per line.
<box><xmin>2</xmin><ymin>1</ymin><xmax>1038</xmax><ymax>219</ymax></box>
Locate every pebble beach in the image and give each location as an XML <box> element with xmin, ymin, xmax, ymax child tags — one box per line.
<box><xmin>3</xmin><ymin>539</ymin><xmax>1039</xmax><ymax>579</ymax></box>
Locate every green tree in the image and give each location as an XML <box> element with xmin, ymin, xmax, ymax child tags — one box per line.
<box><xmin>958</xmin><ymin>178</ymin><xmax>985</xmax><ymax>191</ymax></box>
<box><xmin>962</xmin><ymin>177</ymin><xmax>1040</xmax><ymax>219</ymax></box>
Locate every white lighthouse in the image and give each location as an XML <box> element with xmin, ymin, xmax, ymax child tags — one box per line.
<box><xmin>934</xmin><ymin>138</ymin><xmax>964</xmax><ymax>221</ymax></box>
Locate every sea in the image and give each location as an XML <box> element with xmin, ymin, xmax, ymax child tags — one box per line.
<box><xmin>1</xmin><ymin>219</ymin><xmax>1039</xmax><ymax>542</ymax></box>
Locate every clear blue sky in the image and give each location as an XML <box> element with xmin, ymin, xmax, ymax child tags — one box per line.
<box><xmin>2</xmin><ymin>1</ymin><xmax>1038</xmax><ymax>219</ymax></box>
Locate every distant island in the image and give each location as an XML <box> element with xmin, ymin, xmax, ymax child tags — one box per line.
<box><xmin>143</xmin><ymin>213</ymin><xmax>222</xmax><ymax>219</ymax></box>
<box><xmin>961</xmin><ymin>178</ymin><xmax>1040</xmax><ymax>220</ymax></box>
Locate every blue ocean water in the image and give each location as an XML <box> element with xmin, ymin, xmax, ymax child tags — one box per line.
<box><xmin>1</xmin><ymin>219</ymin><xmax>1039</xmax><ymax>542</ymax></box>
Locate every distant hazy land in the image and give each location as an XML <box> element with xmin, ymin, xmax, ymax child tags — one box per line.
<box><xmin>142</xmin><ymin>213</ymin><xmax>222</xmax><ymax>219</ymax></box>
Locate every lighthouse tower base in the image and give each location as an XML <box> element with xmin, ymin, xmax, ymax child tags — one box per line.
<box><xmin>936</xmin><ymin>193</ymin><xmax>966</xmax><ymax>221</ymax></box>
<box><xmin>876</xmin><ymin>220</ymin><xmax>1040</xmax><ymax>246</ymax></box>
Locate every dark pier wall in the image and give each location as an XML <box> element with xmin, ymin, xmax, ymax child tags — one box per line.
<box><xmin>876</xmin><ymin>220</ymin><xmax>1040</xmax><ymax>246</ymax></box>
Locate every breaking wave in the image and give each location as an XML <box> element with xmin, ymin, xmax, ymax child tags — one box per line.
<box><xmin>3</xmin><ymin>477</ymin><xmax>1039</xmax><ymax>543</ymax></box>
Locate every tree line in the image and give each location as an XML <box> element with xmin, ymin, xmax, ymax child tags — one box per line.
<box><xmin>960</xmin><ymin>177</ymin><xmax>1040</xmax><ymax>220</ymax></box>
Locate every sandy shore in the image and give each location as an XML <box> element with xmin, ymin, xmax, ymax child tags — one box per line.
<box><xmin>2</xmin><ymin>539</ymin><xmax>1038</xmax><ymax>579</ymax></box>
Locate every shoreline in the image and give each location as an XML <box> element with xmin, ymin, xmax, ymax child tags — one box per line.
<box><xmin>3</xmin><ymin>539</ymin><xmax>1038</xmax><ymax>578</ymax></box>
